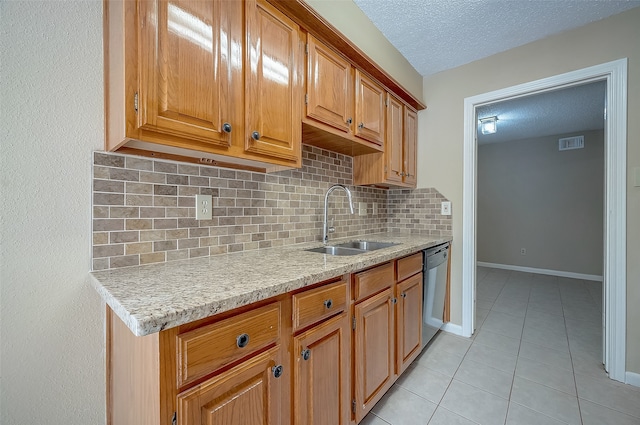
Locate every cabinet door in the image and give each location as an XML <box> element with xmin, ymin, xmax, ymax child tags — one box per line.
<box><xmin>354</xmin><ymin>70</ymin><xmax>385</xmax><ymax>146</ymax></box>
<box><xmin>293</xmin><ymin>313</ymin><xmax>350</xmax><ymax>425</ymax></box>
<box><xmin>137</xmin><ymin>0</ymin><xmax>242</xmax><ymax>148</ymax></box>
<box><xmin>403</xmin><ymin>107</ymin><xmax>418</xmax><ymax>187</ymax></box>
<box><xmin>385</xmin><ymin>94</ymin><xmax>404</xmax><ymax>184</ymax></box>
<box><xmin>177</xmin><ymin>346</ymin><xmax>283</xmax><ymax>425</ymax></box>
<box><xmin>306</xmin><ymin>35</ymin><xmax>353</xmax><ymax>134</ymax></box>
<box><xmin>245</xmin><ymin>0</ymin><xmax>302</xmax><ymax>164</ymax></box>
<box><xmin>396</xmin><ymin>273</ymin><xmax>423</xmax><ymax>374</ymax></box>
<box><xmin>354</xmin><ymin>287</ymin><xmax>395</xmax><ymax>422</ymax></box>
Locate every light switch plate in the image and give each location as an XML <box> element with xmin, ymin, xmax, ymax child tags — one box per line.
<box><xmin>441</xmin><ymin>201</ymin><xmax>451</xmax><ymax>216</ymax></box>
<box><xmin>195</xmin><ymin>195</ymin><xmax>212</xmax><ymax>220</ymax></box>
<box><xmin>358</xmin><ymin>202</ymin><xmax>367</xmax><ymax>216</ymax></box>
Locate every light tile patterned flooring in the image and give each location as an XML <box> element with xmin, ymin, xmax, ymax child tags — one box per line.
<box><xmin>362</xmin><ymin>267</ymin><xmax>640</xmax><ymax>425</ymax></box>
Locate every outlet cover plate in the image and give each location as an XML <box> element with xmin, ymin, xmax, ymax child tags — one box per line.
<box><xmin>195</xmin><ymin>195</ymin><xmax>212</xmax><ymax>220</ymax></box>
<box><xmin>441</xmin><ymin>201</ymin><xmax>451</xmax><ymax>216</ymax></box>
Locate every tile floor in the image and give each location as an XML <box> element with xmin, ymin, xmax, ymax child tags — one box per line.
<box><xmin>362</xmin><ymin>267</ymin><xmax>640</xmax><ymax>425</ymax></box>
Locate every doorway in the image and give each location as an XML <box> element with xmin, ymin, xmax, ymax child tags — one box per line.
<box><xmin>461</xmin><ymin>59</ymin><xmax>628</xmax><ymax>382</ymax></box>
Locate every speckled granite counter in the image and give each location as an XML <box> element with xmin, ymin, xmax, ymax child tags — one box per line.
<box><xmin>90</xmin><ymin>233</ymin><xmax>451</xmax><ymax>336</ymax></box>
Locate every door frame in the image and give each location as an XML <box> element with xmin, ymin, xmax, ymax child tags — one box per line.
<box><xmin>461</xmin><ymin>59</ymin><xmax>627</xmax><ymax>382</ymax></box>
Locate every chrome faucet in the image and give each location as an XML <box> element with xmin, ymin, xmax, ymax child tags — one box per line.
<box><xmin>323</xmin><ymin>184</ymin><xmax>355</xmax><ymax>244</ymax></box>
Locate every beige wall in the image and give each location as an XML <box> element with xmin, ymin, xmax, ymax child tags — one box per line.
<box><xmin>477</xmin><ymin>131</ymin><xmax>604</xmax><ymax>276</ymax></box>
<box><xmin>305</xmin><ymin>0</ymin><xmax>423</xmax><ymax>100</ymax></box>
<box><xmin>0</xmin><ymin>2</ymin><xmax>105</xmax><ymax>423</ymax></box>
<box><xmin>419</xmin><ymin>8</ymin><xmax>640</xmax><ymax>373</ymax></box>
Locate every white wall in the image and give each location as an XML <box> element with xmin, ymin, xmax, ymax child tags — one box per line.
<box><xmin>0</xmin><ymin>2</ymin><xmax>105</xmax><ymax>423</ymax></box>
<box><xmin>419</xmin><ymin>7</ymin><xmax>640</xmax><ymax>373</ymax></box>
<box><xmin>477</xmin><ymin>131</ymin><xmax>604</xmax><ymax>276</ymax></box>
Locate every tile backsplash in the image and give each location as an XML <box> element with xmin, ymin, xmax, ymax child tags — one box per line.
<box><xmin>92</xmin><ymin>145</ymin><xmax>451</xmax><ymax>270</ymax></box>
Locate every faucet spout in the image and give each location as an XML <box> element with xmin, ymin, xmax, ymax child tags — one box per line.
<box><xmin>323</xmin><ymin>184</ymin><xmax>355</xmax><ymax>244</ymax></box>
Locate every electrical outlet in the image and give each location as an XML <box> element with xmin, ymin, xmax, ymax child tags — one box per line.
<box><xmin>195</xmin><ymin>195</ymin><xmax>212</xmax><ymax>220</ymax></box>
<box><xmin>358</xmin><ymin>202</ymin><xmax>367</xmax><ymax>216</ymax></box>
<box><xmin>441</xmin><ymin>201</ymin><xmax>451</xmax><ymax>216</ymax></box>
<box><xmin>521</xmin><ymin>248</ymin><xmax>526</xmax><ymax>255</ymax></box>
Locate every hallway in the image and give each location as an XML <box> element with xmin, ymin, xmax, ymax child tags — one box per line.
<box><xmin>362</xmin><ymin>267</ymin><xmax>640</xmax><ymax>424</ymax></box>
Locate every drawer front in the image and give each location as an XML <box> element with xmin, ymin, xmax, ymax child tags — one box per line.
<box><xmin>293</xmin><ymin>279</ymin><xmax>347</xmax><ymax>331</ymax></box>
<box><xmin>353</xmin><ymin>262</ymin><xmax>394</xmax><ymax>302</ymax></box>
<box><xmin>177</xmin><ymin>302</ymin><xmax>281</xmax><ymax>388</ymax></box>
<box><xmin>397</xmin><ymin>252</ymin><xmax>423</xmax><ymax>282</ymax></box>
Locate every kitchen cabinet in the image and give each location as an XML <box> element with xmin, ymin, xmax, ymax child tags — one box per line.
<box><xmin>104</xmin><ymin>0</ymin><xmax>302</xmax><ymax>171</ymax></box>
<box><xmin>292</xmin><ymin>279</ymin><xmax>350</xmax><ymax>425</ymax></box>
<box><xmin>352</xmin><ymin>263</ymin><xmax>396</xmax><ymax>423</ymax></box>
<box><xmin>396</xmin><ymin>253</ymin><xmax>423</xmax><ymax>374</ymax></box>
<box><xmin>352</xmin><ymin>94</ymin><xmax>418</xmax><ymax>188</ymax></box>
<box><xmin>302</xmin><ymin>35</ymin><xmax>385</xmax><ymax>156</ymax></box>
<box><xmin>177</xmin><ymin>346</ymin><xmax>284</xmax><ymax>425</ymax></box>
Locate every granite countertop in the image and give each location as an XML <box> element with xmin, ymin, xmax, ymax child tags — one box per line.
<box><xmin>90</xmin><ymin>232</ymin><xmax>451</xmax><ymax>336</ymax></box>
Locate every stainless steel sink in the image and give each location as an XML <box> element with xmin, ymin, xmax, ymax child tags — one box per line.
<box><xmin>334</xmin><ymin>241</ymin><xmax>398</xmax><ymax>251</ymax></box>
<box><xmin>305</xmin><ymin>246</ymin><xmax>366</xmax><ymax>256</ymax></box>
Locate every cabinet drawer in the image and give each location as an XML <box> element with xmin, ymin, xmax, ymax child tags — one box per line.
<box><xmin>177</xmin><ymin>302</ymin><xmax>281</xmax><ymax>388</ymax></box>
<box><xmin>353</xmin><ymin>262</ymin><xmax>394</xmax><ymax>302</ymax></box>
<box><xmin>293</xmin><ymin>279</ymin><xmax>347</xmax><ymax>331</ymax></box>
<box><xmin>397</xmin><ymin>252</ymin><xmax>423</xmax><ymax>282</ymax></box>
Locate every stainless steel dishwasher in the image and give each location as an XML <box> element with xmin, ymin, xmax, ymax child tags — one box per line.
<box><xmin>423</xmin><ymin>242</ymin><xmax>450</xmax><ymax>347</ymax></box>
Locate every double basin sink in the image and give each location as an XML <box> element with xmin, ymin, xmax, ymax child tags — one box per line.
<box><xmin>305</xmin><ymin>241</ymin><xmax>398</xmax><ymax>256</ymax></box>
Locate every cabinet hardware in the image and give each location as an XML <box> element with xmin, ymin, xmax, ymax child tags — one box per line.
<box><xmin>352</xmin><ymin>316</ymin><xmax>356</xmax><ymax>330</ymax></box>
<box><xmin>305</xmin><ymin>43</ymin><xmax>308</xmax><ymax>55</ymax></box>
<box><xmin>401</xmin><ymin>293</ymin><xmax>407</xmax><ymax>298</ymax></box>
<box><xmin>134</xmin><ymin>92</ymin><xmax>138</xmax><ymax>113</ymax></box>
<box><xmin>172</xmin><ymin>412</ymin><xmax>177</xmax><ymax>425</ymax></box>
<box><xmin>251</xmin><ymin>131</ymin><xmax>260</xmax><ymax>140</ymax></box>
<box><xmin>352</xmin><ymin>399</ymin><xmax>356</xmax><ymax>414</ymax></box>
<box><xmin>358</xmin><ymin>122</ymin><xmax>364</xmax><ymax>129</ymax></box>
<box><xmin>346</xmin><ymin>117</ymin><xmax>353</xmax><ymax>125</ymax></box>
<box><xmin>272</xmin><ymin>364</ymin><xmax>284</xmax><ymax>378</ymax></box>
<box><xmin>324</xmin><ymin>299</ymin><xmax>333</xmax><ymax>309</ymax></box>
<box><xmin>305</xmin><ymin>93</ymin><xmax>308</xmax><ymax>105</ymax></box>
<box><xmin>391</xmin><ymin>297</ymin><xmax>397</xmax><ymax>304</ymax></box>
<box><xmin>301</xmin><ymin>348</ymin><xmax>311</xmax><ymax>361</ymax></box>
<box><xmin>236</xmin><ymin>333</ymin><xmax>250</xmax><ymax>348</ymax></box>
<box><xmin>222</xmin><ymin>122</ymin><xmax>232</xmax><ymax>133</ymax></box>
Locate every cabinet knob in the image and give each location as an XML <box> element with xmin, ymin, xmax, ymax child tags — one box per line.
<box><xmin>251</xmin><ymin>131</ymin><xmax>260</xmax><ymax>140</ymax></box>
<box><xmin>401</xmin><ymin>292</ymin><xmax>407</xmax><ymax>298</ymax></box>
<box><xmin>358</xmin><ymin>122</ymin><xmax>364</xmax><ymax>129</ymax></box>
<box><xmin>272</xmin><ymin>364</ymin><xmax>284</xmax><ymax>378</ymax></box>
<box><xmin>236</xmin><ymin>333</ymin><xmax>250</xmax><ymax>348</ymax></box>
<box><xmin>222</xmin><ymin>122</ymin><xmax>232</xmax><ymax>133</ymax></box>
<box><xmin>346</xmin><ymin>117</ymin><xmax>353</xmax><ymax>125</ymax></box>
<box><xmin>391</xmin><ymin>297</ymin><xmax>397</xmax><ymax>304</ymax></box>
<box><xmin>301</xmin><ymin>349</ymin><xmax>311</xmax><ymax>361</ymax></box>
<box><xmin>324</xmin><ymin>299</ymin><xmax>333</xmax><ymax>309</ymax></box>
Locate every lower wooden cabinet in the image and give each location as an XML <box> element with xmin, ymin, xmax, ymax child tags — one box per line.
<box><xmin>177</xmin><ymin>346</ymin><xmax>284</xmax><ymax>425</ymax></box>
<box><xmin>396</xmin><ymin>273</ymin><xmax>423</xmax><ymax>374</ymax></box>
<box><xmin>107</xmin><ymin>252</ymin><xmax>429</xmax><ymax>425</ymax></box>
<box><xmin>353</xmin><ymin>287</ymin><xmax>395</xmax><ymax>423</ymax></box>
<box><xmin>293</xmin><ymin>312</ymin><xmax>350</xmax><ymax>425</ymax></box>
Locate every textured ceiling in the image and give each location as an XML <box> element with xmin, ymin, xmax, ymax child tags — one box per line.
<box><xmin>476</xmin><ymin>81</ymin><xmax>606</xmax><ymax>144</ymax></box>
<box><xmin>353</xmin><ymin>0</ymin><xmax>640</xmax><ymax>78</ymax></box>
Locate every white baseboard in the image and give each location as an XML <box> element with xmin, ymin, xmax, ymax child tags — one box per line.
<box><xmin>441</xmin><ymin>322</ymin><xmax>464</xmax><ymax>336</ymax></box>
<box><xmin>626</xmin><ymin>371</ymin><xmax>640</xmax><ymax>388</ymax></box>
<box><xmin>477</xmin><ymin>262</ymin><xmax>603</xmax><ymax>282</ymax></box>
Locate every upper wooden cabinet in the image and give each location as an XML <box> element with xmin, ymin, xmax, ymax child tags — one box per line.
<box><xmin>354</xmin><ymin>70</ymin><xmax>386</xmax><ymax>146</ymax></box>
<box><xmin>104</xmin><ymin>0</ymin><xmax>302</xmax><ymax>171</ymax></box>
<box><xmin>302</xmin><ymin>35</ymin><xmax>385</xmax><ymax>156</ymax></box>
<box><xmin>353</xmin><ymin>94</ymin><xmax>418</xmax><ymax>188</ymax></box>
<box><xmin>305</xmin><ymin>34</ymin><xmax>353</xmax><ymax>134</ymax></box>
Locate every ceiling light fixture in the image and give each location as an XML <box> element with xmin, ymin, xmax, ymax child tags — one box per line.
<box><xmin>479</xmin><ymin>116</ymin><xmax>498</xmax><ymax>135</ymax></box>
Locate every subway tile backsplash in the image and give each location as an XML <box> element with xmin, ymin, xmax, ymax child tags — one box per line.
<box><xmin>92</xmin><ymin>145</ymin><xmax>451</xmax><ymax>270</ymax></box>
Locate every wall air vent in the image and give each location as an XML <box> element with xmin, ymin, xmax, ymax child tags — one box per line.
<box><xmin>559</xmin><ymin>136</ymin><xmax>584</xmax><ymax>151</ymax></box>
